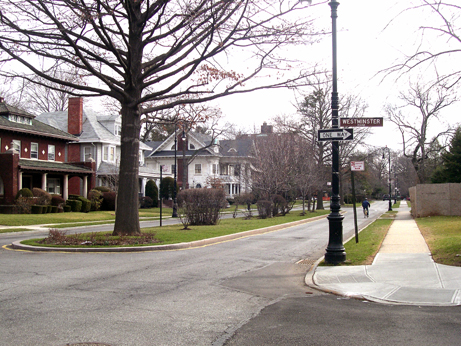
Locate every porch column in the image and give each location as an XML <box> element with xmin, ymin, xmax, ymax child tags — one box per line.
<box><xmin>18</xmin><ymin>171</ymin><xmax>23</xmax><ymax>190</ymax></box>
<box><xmin>63</xmin><ymin>175</ymin><xmax>69</xmax><ymax>200</ymax></box>
<box><xmin>82</xmin><ymin>176</ymin><xmax>88</xmax><ymax>198</ymax></box>
<box><xmin>140</xmin><ymin>177</ymin><xmax>147</xmax><ymax>197</ymax></box>
<box><xmin>41</xmin><ymin>173</ymin><xmax>47</xmax><ymax>191</ymax></box>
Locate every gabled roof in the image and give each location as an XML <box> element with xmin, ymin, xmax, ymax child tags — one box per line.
<box><xmin>0</xmin><ymin>101</ymin><xmax>77</xmax><ymax>141</ymax></box>
<box><xmin>146</xmin><ymin>131</ymin><xmax>216</xmax><ymax>158</ymax></box>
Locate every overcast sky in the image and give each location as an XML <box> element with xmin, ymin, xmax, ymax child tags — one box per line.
<box><xmin>214</xmin><ymin>0</ymin><xmax>460</xmax><ymax>151</ymax></box>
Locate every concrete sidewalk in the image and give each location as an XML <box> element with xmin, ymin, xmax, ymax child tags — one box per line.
<box><xmin>309</xmin><ymin>202</ymin><xmax>461</xmax><ymax>306</ymax></box>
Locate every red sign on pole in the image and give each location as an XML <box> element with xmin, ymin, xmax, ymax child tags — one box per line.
<box><xmin>340</xmin><ymin>118</ymin><xmax>383</xmax><ymax>127</ymax></box>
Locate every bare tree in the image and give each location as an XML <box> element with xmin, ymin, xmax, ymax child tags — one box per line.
<box><xmin>0</xmin><ymin>0</ymin><xmax>324</xmax><ymax>235</ymax></box>
<box><xmin>385</xmin><ymin>81</ymin><xmax>457</xmax><ymax>183</ymax></box>
<box><xmin>384</xmin><ymin>1</ymin><xmax>461</xmax><ymax>88</ymax></box>
<box><xmin>274</xmin><ymin>77</ymin><xmax>370</xmax><ymax>205</ymax></box>
<box><xmin>251</xmin><ymin>133</ymin><xmax>297</xmax><ymax>201</ymax></box>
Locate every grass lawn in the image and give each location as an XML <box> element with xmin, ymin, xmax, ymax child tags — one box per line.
<box><xmin>21</xmin><ymin>210</ymin><xmax>330</xmax><ymax>248</ymax></box>
<box><xmin>416</xmin><ymin>216</ymin><xmax>461</xmax><ymax>266</ymax></box>
<box><xmin>319</xmin><ymin>212</ymin><xmax>394</xmax><ymax>266</ymax></box>
<box><xmin>0</xmin><ymin>208</ymin><xmax>161</xmax><ymax>227</ymax></box>
<box><xmin>343</xmin><ymin>219</ymin><xmax>393</xmax><ymax>265</ymax></box>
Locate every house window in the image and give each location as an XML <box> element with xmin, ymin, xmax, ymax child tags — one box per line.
<box><xmin>171</xmin><ymin>164</ymin><xmax>176</xmax><ymax>174</ymax></box>
<box><xmin>212</xmin><ymin>164</ymin><xmax>219</xmax><ymax>175</ymax></box>
<box><xmin>115</xmin><ymin>124</ymin><xmax>122</xmax><ymax>136</ymax></box>
<box><xmin>195</xmin><ymin>164</ymin><xmax>202</xmax><ymax>174</ymax></box>
<box><xmin>103</xmin><ymin>145</ymin><xmax>116</xmax><ymax>162</ymax></box>
<box><xmin>84</xmin><ymin>146</ymin><xmax>93</xmax><ymax>161</ymax></box>
<box><xmin>12</xmin><ymin>140</ymin><xmax>21</xmax><ymax>154</ymax></box>
<box><xmin>30</xmin><ymin>143</ymin><xmax>38</xmax><ymax>159</ymax></box>
<box><xmin>48</xmin><ymin>145</ymin><xmax>55</xmax><ymax>161</ymax></box>
<box><xmin>0</xmin><ymin>176</ymin><xmax>4</xmax><ymax>195</ymax></box>
<box><xmin>110</xmin><ymin>147</ymin><xmax>115</xmax><ymax>162</ymax></box>
<box><xmin>220</xmin><ymin>164</ymin><xmax>229</xmax><ymax>175</ymax></box>
<box><xmin>189</xmin><ymin>143</ymin><xmax>195</xmax><ymax>150</ymax></box>
<box><xmin>47</xmin><ymin>178</ymin><xmax>61</xmax><ymax>194</ymax></box>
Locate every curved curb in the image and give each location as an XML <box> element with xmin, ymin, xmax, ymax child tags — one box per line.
<box><xmin>11</xmin><ymin>214</ymin><xmax>328</xmax><ymax>253</ymax></box>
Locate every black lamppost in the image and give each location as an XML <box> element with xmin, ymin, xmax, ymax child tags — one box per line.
<box><xmin>172</xmin><ymin>126</ymin><xmax>178</xmax><ymax>217</ymax></box>
<box><xmin>383</xmin><ymin>146</ymin><xmax>392</xmax><ymax>211</ymax></box>
<box><xmin>324</xmin><ymin>0</ymin><xmax>346</xmax><ymax>265</ymax></box>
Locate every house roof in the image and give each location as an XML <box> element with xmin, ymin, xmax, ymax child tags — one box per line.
<box><xmin>0</xmin><ymin>101</ymin><xmax>35</xmax><ymax>118</ymax></box>
<box><xmin>36</xmin><ymin>107</ymin><xmax>151</xmax><ymax>150</ymax></box>
<box><xmin>0</xmin><ymin>101</ymin><xmax>78</xmax><ymax>141</ymax></box>
<box><xmin>219</xmin><ymin>138</ymin><xmax>255</xmax><ymax>157</ymax></box>
<box><xmin>19</xmin><ymin>159</ymin><xmax>93</xmax><ymax>174</ymax></box>
<box><xmin>37</xmin><ymin>108</ymin><xmax>119</xmax><ymax>145</ymax></box>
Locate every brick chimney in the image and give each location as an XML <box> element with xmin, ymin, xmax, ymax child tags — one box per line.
<box><xmin>68</xmin><ymin>97</ymin><xmax>83</xmax><ymax>135</ymax></box>
<box><xmin>261</xmin><ymin>122</ymin><xmax>273</xmax><ymax>134</ymax></box>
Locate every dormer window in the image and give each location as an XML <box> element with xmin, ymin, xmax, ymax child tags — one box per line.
<box><xmin>7</xmin><ymin>115</ymin><xmax>32</xmax><ymax>125</ymax></box>
<box><xmin>228</xmin><ymin>148</ymin><xmax>237</xmax><ymax>153</ymax></box>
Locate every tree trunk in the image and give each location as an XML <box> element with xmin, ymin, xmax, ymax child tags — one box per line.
<box><xmin>113</xmin><ymin>104</ymin><xmax>142</xmax><ymax>236</ymax></box>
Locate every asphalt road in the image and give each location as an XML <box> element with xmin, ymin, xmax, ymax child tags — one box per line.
<box><xmin>2</xmin><ymin>201</ymin><xmax>459</xmax><ymax>346</ymax></box>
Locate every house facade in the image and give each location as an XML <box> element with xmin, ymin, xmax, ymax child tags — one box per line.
<box><xmin>37</xmin><ymin>97</ymin><xmax>155</xmax><ymax>197</ymax></box>
<box><xmin>0</xmin><ymin>97</ymin><xmax>95</xmax><ymax>207</ymax></box>
<box><xmin>145</xmin><ymin>131</ymin><xmax>255</xmax><ymax>198</ymax></box>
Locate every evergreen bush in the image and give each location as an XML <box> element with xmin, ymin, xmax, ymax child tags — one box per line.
<box><xmin>145</xmin><ymin>179</ymin><xmax>158</xmax><ymax>207</ymax></box>
<box><xmin>15</xmin><ymin>188</ymin><xmax>33</xmax><ymax>199</ymax></box>
<box><xmin>66</xmin><ymin>199</ymin><xmax>82</xmax><ymax>212</ymax></box>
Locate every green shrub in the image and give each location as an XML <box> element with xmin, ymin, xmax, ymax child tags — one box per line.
<box><xmin>139</xmin><ymin>196</ymin><xmax>154</xmax><ymax>208</ymax></box>
<box><xmin>145</xmin><ymin>179</ymin><xmax>158</xmax><ymax>207</ymax></box>
<box><xmin>15</xmin><ymin>188</ymin><xmax>33</xmax><ymax>199</ymax></box>
<box><xmin>50</xmin><ymin>206</ymin><xmax>58</xmax><ymax>213</ymax></box>
<box><xmin>101</xmin><ymin>192</ymin><xmax>116</xmax><ymax>211</ymax></box>
<box><xmin>88</xmin><ymin>189</ymin><xmax>104</xmax><ymax>211</ymax></box>
<box><xmin>63</xmin><ymin>204</ymin><xmax>72</xmax><ymax>212</ymax></box>
<box><xmin>160</xmin><ymin>177</ymin><xmax>178</xmax><ymax>200</ymax></box>
<box><xmin>66</xmin><ymin>199</ymin><xmax>82</xmax><ymax>212</ymax></box>
<box><xmin>31</xmin><ymin>205</ymin><xmax>43</xmax><ymax>214</ymax></box>
<box><xmin>77</xmin><ymin>196</ymin><xmax>91</xmax><ymax>213</ymax></box>
<box><xmin>93</xmin><ymin>186</ymin><xmax>112</xmax><ymax>193</ymax></box>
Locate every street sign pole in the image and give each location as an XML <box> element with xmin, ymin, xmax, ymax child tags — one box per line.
<box><xmin>324</xmin><ymin>0</ymin><xmax>346</xmax><ymax>265</ymax></box>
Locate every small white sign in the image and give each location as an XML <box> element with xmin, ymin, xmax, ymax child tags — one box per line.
<box><xmin>351</xmin><ymin>161</ymin><xmax>365</xmax><ymax>171</ymax></box>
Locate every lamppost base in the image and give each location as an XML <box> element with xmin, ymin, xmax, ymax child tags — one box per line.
<box><xmin>325</xmin><ymin>211</ymin><xmax>346</xmax><ymax>265</ymax></box>
<box><xmin>324</xmin><ymin>249</ymin><xmax>346</xmax><ymax>265</ymax></box>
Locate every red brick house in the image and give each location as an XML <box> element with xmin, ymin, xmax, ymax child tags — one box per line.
<box><xmin>0</xmin><ymin>97</ymin><xmax>95</xmax><ymax>208</ymax></box>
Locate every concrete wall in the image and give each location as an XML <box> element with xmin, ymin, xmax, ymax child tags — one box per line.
<box><xmin>410</xmin><ymin>183</ymin><xmax>461</xmax><ymax>218</ymax></box>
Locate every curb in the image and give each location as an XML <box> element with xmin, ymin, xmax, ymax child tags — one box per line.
<box><xmin>11</xmin><ymin>214</ymin><xmax>328</xmax><ymax>253</ymax></box>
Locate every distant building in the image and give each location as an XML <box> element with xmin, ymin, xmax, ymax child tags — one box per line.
<box><xmin>145</xmin><ymin>130</ymin><xmax>255</xmax><ymax>198</ymax></box>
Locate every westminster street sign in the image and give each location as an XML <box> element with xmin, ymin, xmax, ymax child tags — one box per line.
<box><xmin>340</xmin><ymin>117</ymin><xmax>383</xmax><ymax>127</ymax></box>
<box><xmin>318</xmin><ymin>128</ymin><xmax>353</xmax><ymax>141</ymax></box>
